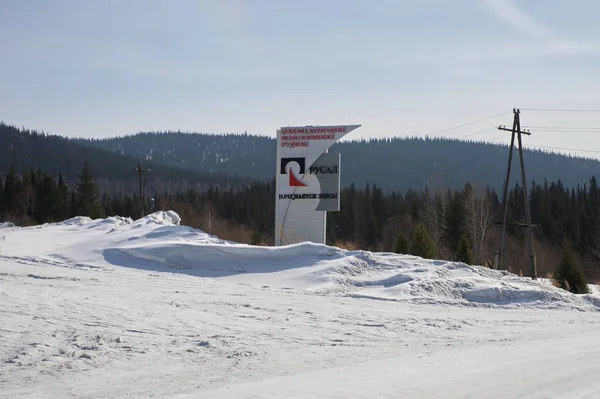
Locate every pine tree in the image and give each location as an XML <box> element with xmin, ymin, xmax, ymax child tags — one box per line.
<box><xmin>410</xmin><ymin>224</ymin><xmax>436</xmax><ymax>259</ymax></box>
<box><xmin>70</xmin><ymin>191</ymin><xmax>77</xmax><ymax>218</ymax></box>
<box><xmin>444</xmin><ymin>192</ymin><xmax>465</xmax><ymax>254</ymax></box>
<box><xmin>75</xmin><ymin>162</ymin><xmax>105</xmax><ymax>219</ymax></box>
<box><xmin>3</xmin><ymin>167</ymin><xmax>19</xmax><ymax>210</ymax></box>
<box><xmin>34</xmin><ymin>174</ymin><xmax>62</xmax><ymax>223</ymax></box>
<box><xmin>57</xmin><ymin>174</ymin><xmax>70</xmax><ymax>220</ymax></box>
<box><xmin>456</xmin><ymin>234</ymin><xmax>474</xmax><ymax>265</ymax></box>
<box><xmin>395</xmin><ymin>232</ymin><xmax>409</xmax><ymax>254</ymax></box>
<box><xmin>553</xmin><ymin>240</ymin><xmax>590</xmax><ymax>294</ymax></box>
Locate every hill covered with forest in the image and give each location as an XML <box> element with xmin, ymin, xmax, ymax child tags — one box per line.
<box><xmin>77</xmin><ymin>131</ymin><xmax>600</xmax><ymax>192</ymax></box>
<box><xmin>4</xmin><ymin>122</ymin><xmax>600</xmax><ymax>194</ymax></box>
<box><xmin>0</xmin><ymin>123</ymin><xmax>244</xmax><ymax>195</ymax></box>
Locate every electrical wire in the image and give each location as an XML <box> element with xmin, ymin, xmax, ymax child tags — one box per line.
<box><xmin>487</xmin><ymin>135</ymin><xmax>510</xmax><ymax>142</ymax></box>
<box><xmin>522</xmin><ymin>126</ymin><xmax>600</xmax><ymax>130</ymax></box>
<box><xmin>457</xmin><ymin>126</ymin><xmax>498</xmax><ymax>139</ymax></box>
<box><xmin>425</xmin><ymin>111</ymin><xmax>512</xmax><ymax>138</ymax></box>
<box><xmin>455</xmin><ymin>133</ymin><xmax>509</xmax><ymax>144</ymax></box>
<box><xmin>524</xmin><ymin>129</ymin><xmax>600</xmax><ymax>134</ymax></box>
<box><xmin>521</xmin><ymin>108</ymin><xmax>600</xmax><ymax>113</ymax></box>
<box><xmin>523</xmin><ymin>144</ymin><xmax>600</xmax><ymax>154</ymax></box>
<box><xmin>409</xmin><ymin>145</ymin><xmax>506</xmax><ymax>186</ymax></box>
<box><xmin>402</xmin><ymin>114</ymin><xmax>511</xmax><ymax>187</ymax></box>
<box><xmin>408</xmin><ymin>107</ymin><xmax>600</xmax><ymax>188</ymax></box>
<box><xmin>522</xmin><ymin>126</ymin><xmax>600</xmax><ymax>134</ymax></box>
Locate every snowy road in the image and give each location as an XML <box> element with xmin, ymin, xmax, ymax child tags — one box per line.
<box><xmin>196</xmin><ymin>330</ymin><xmax>600</xmax><ymax>399</ymax></box>
<box><xmin>1</xmin><ymin>213</ymin><xmax>599</xmax><ymax>398</ymax></box>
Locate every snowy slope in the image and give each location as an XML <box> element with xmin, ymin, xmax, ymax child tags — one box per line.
<box><xmin>1</xmin><ymin>211</ymin><xmax>599</xmax><ymax>398</ymax></box>
<box><xmin>1</xmin><ymin>211</ymin><xmax>597</xmax><ymax>311</ymax></box>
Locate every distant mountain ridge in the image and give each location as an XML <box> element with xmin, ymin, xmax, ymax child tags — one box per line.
<box><xmin>75</xmin><ymin>132</ymin><xmax>274</xmax><ymax>180</ymax></box>
<box><xmin>77</xmin><ymin>131</ymin><xmax>600</xmax><ymax>192</ymax></box>
<box><xmin>0</xmin><ymin>123</ymin><xmax>244</xmax><ymax>194</ymax></box>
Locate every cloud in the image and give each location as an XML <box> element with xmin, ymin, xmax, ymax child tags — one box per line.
<box><xmin>479</xmin><ymin>0</ymin><xmax>600</xmax><ymax>56</ymax></box>
<box><xmin>479</xmin><ymin>0</ymin><xmax>554</xmax><ymax>39</ymax></box>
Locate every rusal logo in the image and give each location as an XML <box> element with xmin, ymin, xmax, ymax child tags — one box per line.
<box><xmin>280</xmin><ymin>157</ymin><xmax>306</xmax><ymax>187</ymax></box>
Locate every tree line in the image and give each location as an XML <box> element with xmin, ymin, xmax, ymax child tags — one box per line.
<box><xmin>77</xmin><ymin>129</ymin><xmax>600</xmax><ymax>192</ymax></box>
<box><xmin>0</xmin><ymin>162</ymin><xmax>596</xmax><ymax>290</ymax></box>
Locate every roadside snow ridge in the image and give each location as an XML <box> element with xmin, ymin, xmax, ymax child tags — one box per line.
<box><xmin>1</xmin><ymin>211</ymin><xmax>598</xmax><ymax>311</ymax></box>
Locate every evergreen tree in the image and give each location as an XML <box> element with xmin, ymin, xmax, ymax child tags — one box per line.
<box><xmin>371</xmin><ymin>184</ymin><xmax>385</xmax><ymax>240</ymax></box>
<box><xmin>395</xmin><ymin>232</ymin><xmax>409</xmax><ymax>254</ymax></box>
<box><xmin>3</xmin><ymin>167</ymin><xmax>19</xmax><ymax>210</ymax></box>
<box><xmin>410</xmin><ymin>224</ymin><xmax>436</xmax><ymax>259</ymax></box>
<box><xmin>34</xmin><ymin>174</ymin><xmax>62</xmax><ymax>223</ymax></box>
<box><xmin>57</xmin><ymin>174</ymin><xmax>70</xmax><ymax>220</ymax></box>
<box><xmin>70</xmin><ymin>191</ymin><xmax>77</xmax><ymax>218</ymax></box>
<box><xmin>456</xmin><ymin>234</ymin><xmax>474</xmax><ymax>265</ymax></box>
<box><xmin>102</xmin><ymin>192</ymin><xmax>113</xmax><ymax>216</ymax></box>
<box><xmin>75</xmin><ymin>162</ymin><xmax>105</xmax><ymax>219</ymax></box>
<box><xmin>553</xmin><ymin>240</ymin><xmax>590</xmax><ymax>294</ymax></box>
<box><xmin>444</xmin><ymin>192</ymin><xmax>465</xmax><ymax>254</ymax></box>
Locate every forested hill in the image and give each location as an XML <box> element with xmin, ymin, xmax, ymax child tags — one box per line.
<box><xmin>76</xmin><ymin>132</ymin><xmax>275</xmax><ymax>181</ymax></box>
<box><xmin>78</xmin><ymin>131</ymin><xmax>600</xmax><ymax>192</ymax></box>
<box><xmin>0</xmin><ymin>123</ymin><xmax>243</xmax><ymax>194</ymax></box>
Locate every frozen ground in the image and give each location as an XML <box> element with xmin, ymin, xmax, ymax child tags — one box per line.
<box><xmin>1</xmin><ymin>211</ymin><xmax>599</xmax><ymax>398</ymax></box>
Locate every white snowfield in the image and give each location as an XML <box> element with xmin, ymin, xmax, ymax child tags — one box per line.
<box><xmin>1</xmin><ymin>211</ymin><xmax>599</xmax><ymax>398</ymax></box>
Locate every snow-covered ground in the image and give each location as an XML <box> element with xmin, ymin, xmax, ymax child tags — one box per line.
<box><xmin>1</xmin><ymin>211</ymin><xmax>599</xmax><ymax>398</ymax></box>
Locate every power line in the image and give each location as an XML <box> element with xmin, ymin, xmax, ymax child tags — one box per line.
<box><xmin>425</xmin><ymin>111</ymin><xmax>512</xmax><ymax>138</ymax></box>
<box><xmin>409</xmin><ymin>145</ymin><xmax>505</xmax><ymax>186</ymax></box>
<box><xmin>455</xmin><ymin>133</ymin><xmax>509</xmax><ymax>143</ymax></box>
<box><xmin>487</xmin><ymin>134</ymin><xmax>510</xmax><ymax>142</ymax></box>
<box><xmin>525</xmin><ymin>129</ymin><xmax>600</xmax><ymax>134</ymax></box>
<box><xmin>406</xmin><ymin>114</ymin><xmax>510</xmax><ymax>187</ymax></box>
<box><xmin>522</xmin><ymin>126</ymin><xmax>600</xmax><ymax>134</ymax></box>
<box><xmin>523</xmin><ymin>144</ymin><xmax>600</xmax><ymax>154</ymax></box>
<box><xmin>521</xmin><ymin>108</ymin><xmax>600</xmax><ymax>113</ymax></box>
<box><xmin>457</xmin><ymin>126</ymin><xmax>497</xmax><ymax>139</ymax></box>
<box><xmin>522</xmin><ymin>125</ymin><xmax>600</xmax><ymax>130</ymax></box>
<box><xmin>404</xmin><ymin>112</ymin><xmax>511</xmax><ymax>188</ymax></box>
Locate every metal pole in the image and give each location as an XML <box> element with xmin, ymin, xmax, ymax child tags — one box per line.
<box><xmin>515</xmin><ymin>110</ymin><xmax>538</xmax><ymax>279</ymax></box>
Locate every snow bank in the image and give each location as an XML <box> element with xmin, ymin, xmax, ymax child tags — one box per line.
<box><xmin>1</xmin><ymin>211</ymin><xmax>598</xmax><ymax>311</ymax></box>
<box><xmin>293</xmin><ymin>251</ymin><xmax>600</xmax><ymax>311</ymax></box>
<box><xmin>131</xmin><ymin>210</ymin><xmax>181</xmax><ymax>227</ymax></box>
<box><xmin>52</xmin><ymin>216</ymin><xmax>94</xmax><ymax>226</ymax></box>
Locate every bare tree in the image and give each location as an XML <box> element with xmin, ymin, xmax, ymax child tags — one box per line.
<box><xmin>201</xmin><ymin>200</ymin><xmax>217</xmax><ymax>234</ymax></box>
<box><xmin>421</xmin><ymin>189</ymin><xmax>450</xmax><ymax>260</ymax></box>
<box><xmin>462</xmin><ymin>183</ymin><xmax>494</xmax><ymax>264</ymax></box>
<box><xmin>476</xmin><ymin>196</ymin><xmax>494</xmax><ymax>263</ymax></box>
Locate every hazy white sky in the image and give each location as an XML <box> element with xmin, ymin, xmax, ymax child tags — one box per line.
<box><xmin>2</xmin><ymin>0</ymin><xmax>600</xmax><ymax>157</ymax></box>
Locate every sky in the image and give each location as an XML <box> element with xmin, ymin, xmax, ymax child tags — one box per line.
<box><xmin>2</xmin><ymin>0</ymin><xmax>600</xmax><ymax>157</ymax></box>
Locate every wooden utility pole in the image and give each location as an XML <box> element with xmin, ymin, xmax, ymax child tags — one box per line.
<box><xmin>134</xmin><ymin>161</ymin><xmax>150</xmax><ymax>217</ymax></box>
<box><xmin>497</xmin><ymin>112</ymin><xmax>517</xmax><ymax>271</ymax></box>
<box><xmin>496</xmin><ymin>109</ymin><xmax>538</xmax><ymax>279</ymax></box>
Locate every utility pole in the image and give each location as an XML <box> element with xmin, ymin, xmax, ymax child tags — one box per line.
<box><xmin>496</xmin><ymin>109</ymin><xmax>537</xmax><ymax>279</ymax></box>
<box><xmin>134</xmin><ymin>161</ymin><xmax>150</xmax><ymax>217</ymax></box>
<box><xmin>497</xmin><ymin>111</ymin><xmax>517</xmax><ymax>271</ymax></box>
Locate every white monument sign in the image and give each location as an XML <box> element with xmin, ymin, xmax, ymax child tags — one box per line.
<box><xmin>275</xmin><ymin>124</ymin><xmax>360</xmax><ymax>246</ymax></box>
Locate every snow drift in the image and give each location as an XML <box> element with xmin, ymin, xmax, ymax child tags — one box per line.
<box><xmin>1</xmin><ymin>211</ymin><xmax>598</xmax><ymax>311</ymax></box>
